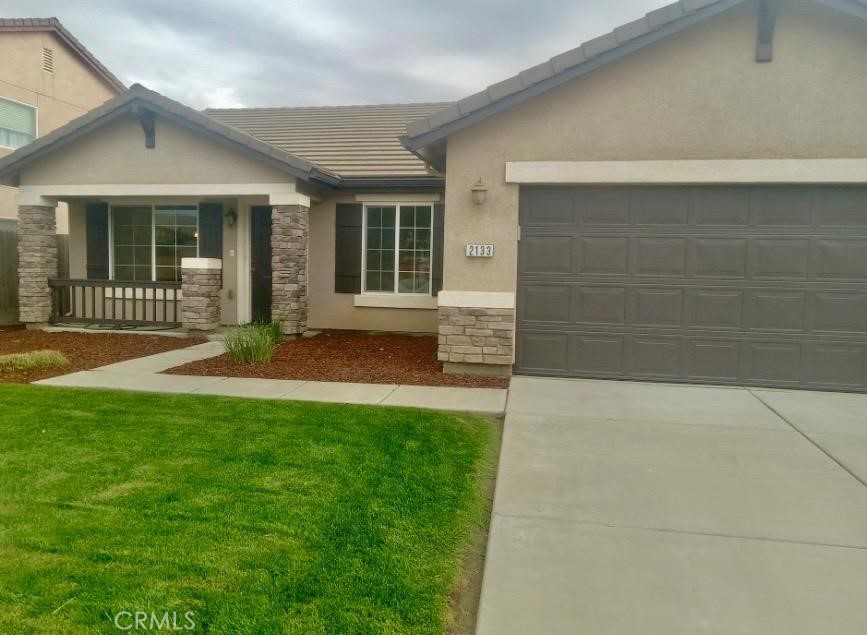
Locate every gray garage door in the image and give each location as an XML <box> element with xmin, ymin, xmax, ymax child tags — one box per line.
<box><xmin>516</xmin><ymin>185</ymin><xmax>867</xmax><ymax>391</ymax></box>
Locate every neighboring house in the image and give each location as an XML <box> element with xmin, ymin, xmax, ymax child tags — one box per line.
<box><xmin>0</xmin><ymin>0</ymin><xmax>865</xmax><ymax>391</ymax></box>
<box><xmin>0</xmin><ymin>18</ymin><xmax>124</xmax><ymax>233</ymax></box>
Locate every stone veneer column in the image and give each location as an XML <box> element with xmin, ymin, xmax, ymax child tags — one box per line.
<box><xmin>18</xmin><ymin>204</ymin><xmax>58</xmax><ymax>324</ymax></box>
<box><xmin>437</xmin><ymin>292</ymin><xmax>515</xmax><ymax>377</ymax></box>
<box><xmin>181</xmin><ymin>258</ymin><xmax>222</xmax><ymax>331</ymax></box>
<box><xmin>271</xmin><ymin>204</ymin><xmax>308</xmax><ymax>335</ymax></box>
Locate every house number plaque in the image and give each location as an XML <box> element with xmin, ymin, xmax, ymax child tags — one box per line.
<box><xmin>466</xmin><ymin>244</ymin><xmax>494</xmax><ymax>257</ymax></box>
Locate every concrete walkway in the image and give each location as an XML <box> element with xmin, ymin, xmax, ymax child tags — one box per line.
<box><xmin>477</xmin><ymin>376</ymin><xmax>867</xmax><ymax>635</ymax></box>
<box><xmin>33</xmin><ymin>341</ymin><xmax>507</xmax><ymax>414</ymax></box>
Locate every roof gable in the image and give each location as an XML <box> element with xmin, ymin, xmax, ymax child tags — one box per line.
<box><xmin>0</xmin><ymin>18</ymin><xmax>125</xmax><ymax>93</ymax></box>
<box><xmin>401</xmin><ymin>0</ymin><xmax>867</xmax><ymax>161</ymax></box>
<box><xmin>0</xmin><ymin>84</ymin><xmax>340</xmax><ymax>188</ymax></box>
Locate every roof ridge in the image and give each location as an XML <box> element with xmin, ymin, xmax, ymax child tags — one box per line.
<box><xmin>205</xmin><ymin>102</ymin><xmax>453</xmax><ymax>113</ymax></box>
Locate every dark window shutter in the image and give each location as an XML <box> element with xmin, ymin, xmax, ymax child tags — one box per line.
<box><xmin>198</xmin><ymin>202</ymin><xmax>223</xmax><ymax>259</ymax></box>
<box><xmin>335</xmin><ymin>202</ymin><xmax>363</xmax><ymax>293</ymax></box>
<box><xmin>85</xmin><ymin>202</ymin><xmax>109</xmax><ymax>279</ymax></box>
<box><xmin>432</xmin><ymin>203</ymin><xmax>444</xmax><ymax>296</ymax></box>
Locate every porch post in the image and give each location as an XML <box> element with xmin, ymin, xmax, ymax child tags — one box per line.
<box><xmin>17</xmin><ymin>203</ymin><xmax>58</xmax><ymax>325</ymax></box>
<box><xmin>271</xmin><ymin>204</ymin><xmax>308</xmax><ymax>334</ymax></box>
<box><xmin>181</xmin><ymin>258</ymin><xmax>222</xmax><ymax>331</ymax></box>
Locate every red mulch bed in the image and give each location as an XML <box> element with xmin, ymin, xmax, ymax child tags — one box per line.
<box><xmin>166</xmin><ymin>331</ymin><xmax>510</xmax><ymax>389</ymax></box>
<box><xmin>0</xmin><ymin>325</ymin><xmax>205</xmax><ymax>384</ymax></box>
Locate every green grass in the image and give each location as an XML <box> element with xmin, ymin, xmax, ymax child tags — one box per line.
<box><xmin>223</xmin><ymin>323</ymin><xmax>281</xmax><ymax>363</ymax></box>
<box><xmin>0</xmin><ymin>385</ymin><xmax>499</xmax><ymax>634</ymax></box>
<box><xmin>0</xmin><ymin>349</ymin><xmax>69</xmax><ymax>372</ymax></box>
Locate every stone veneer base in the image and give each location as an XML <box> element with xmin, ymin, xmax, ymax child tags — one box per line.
<box><xmin>437</xmin><ymin>306</ymin><xmax>515</xmax><ymax>369</ymax></box>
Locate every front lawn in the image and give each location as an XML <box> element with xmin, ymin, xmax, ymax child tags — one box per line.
<box><xmin>0</xmin><ymin>386</ymin><xmax>499</xmax><ymax>634</ymax></box>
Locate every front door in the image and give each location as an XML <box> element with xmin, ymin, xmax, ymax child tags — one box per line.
<box><xmin>250</xmin><ymin>206</ymin><xmax>272</xmax><ymax>323</ymax></box>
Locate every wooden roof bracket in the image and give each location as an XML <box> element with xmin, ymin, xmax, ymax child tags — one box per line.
<box><xmin>756</xmin><ymin>0</ymin><xmax>778</xmax><ymax>63</ymax></box>
<box><xmin>131</xmin><ymin>103</ymin><xmax>156</xmax><ymax>149</ymax></box>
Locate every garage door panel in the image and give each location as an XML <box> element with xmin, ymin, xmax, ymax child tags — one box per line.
<box><xmin>519</xmin><ymin>187</ymin><xmax>575</xmax><ymax>225</ymax></box>
<box><xmin>690</xmin><ymin>187</ymin><xmax>751</xmax><ymax>226</ymax></box>
<box><xmin>631</xmin><ymin>288</ymin><xmax>684</xmax><ymax>327</ymax></box>
<box><xmin>751</xmin><ymin>186</ymin><xmax>815</xmax><ymax>227</ymax></box>
<box><xmin>576</xmin><ymin>287</ymin><xmax>627</xmax><ymax>324</ymax></box>
<box><xmin>689</xmin><ymin>238</ymin><xmax>748</xmax><ymax>277</ymax></box>
<box><xmin>520</xmin><ymin>236</ymin><xmax>573</xmax><ymax>274</ymax></box>
<box><xmin>579</xmin><ymin>188</ymin><xmax>631</xmax><ymax>225</ymax></box>
<box><xmin>746</xmin><ymin>291</ymin><xmax>806</xmax><ymax>331</ymax></box>
<box><xmin>633</xmin><ymin>237</ymin><xmax>687</xmax><ymax>276</ymax></box>
<box><xmin>815</xmin><ymin>240</ymin><xmax>867</xmax><ymax>279</ymax></box>
<box><xmin>685</xmin><ymin>340</ymin><xmax>741</xmax><ymax>381</ymax></box>
<box><xmin>809</xmin><ymin>292</ymin><xmax>867</xmax><ymax>333</ymax></box>
<box><xmin>568</xmin><ymin>335</ymin><xmax>625</xmax><ymax>374</ymax></box>
<box><xmin>520</xmin><ymin>284</ymin><xmax>571</xmax><ymax>323</ymax></box>
<box><xmin>686</xmin><ymin>289</ymin><xmax>744</xmax><ymax>330</ymax></box>
<box><xmin>517</xmin><ymin>332</ymin><xmax>569</xmax><ymax>372</ymax></box>
<box><xmin>745</xmin><ymin>342</ymin><xmax>803</xmax><ymax>385</ymax></box>
<box><xmin>818</xmin><ymin>187</ymin><xmax>867</xmax><ymax>227</ymax></box>
<box><xmin>805</xmin><ymin>344</ymin><xmax>866</xmax><ymax>390</ymax></box>
<box><xmin>579</xmin><ymin>237</ymin><xmax>629</xmax><ymax>274</ymax></box>
<box><xmin>751</xmin><ymin>239</ymin><xmax>810</xmax><ymax>278</ymax></box>
<box><xmin>633</xmin><ymin>187</ymin><xmax>690</xmax><ymax>225</ymax></box>
<box><xmin>518</xmin><ymin>185</ymin><xmax>867</xmax><ymax>391</ymax></box>
<box><xmin>628</xmin><ymin>336</ymin><xmax>682</xmax><ymax>378</ymax></box>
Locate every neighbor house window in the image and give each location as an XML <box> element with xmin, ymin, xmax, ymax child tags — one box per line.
<box><xmin>0</xmin><ymin>97</ymin><xmax>36</xmax><ymax>149</ymax></box>
<box><xmin>363</xmin><ymin>204</ymin><xmax>432</xmax><ymax>294</ymax></box>
<box><xmin>110</xmin><ymin>205</ymin><xmax>198</xmax><ymax>282</ymax></box>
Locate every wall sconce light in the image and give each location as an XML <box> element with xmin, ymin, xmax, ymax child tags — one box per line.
<box><xmin>224</xmin><ymin>208</ymin><xmax>238</xmax><ymax>227</ymax></box>
<box><xmin>471</xmin><ymin>179</ymin><xmax>488</xmax><ymax>207</ymax></box>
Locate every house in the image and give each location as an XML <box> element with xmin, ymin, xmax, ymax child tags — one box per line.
<box><xmin>0</xmin><ymin>18</ymin><xmax>124</xmax><ymax>233</ymax></box>
<box><xmin>0</xmin><ymin>0</ymin><xmax>865</xmax><ymax>391</ymax></box>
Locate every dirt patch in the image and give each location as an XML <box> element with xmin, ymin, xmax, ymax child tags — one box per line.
<box><xmin>167</xmin><ymin>331</ymin><xmax>509</xmax><ymax>389</ymax></box>
<box><xmin>0</xmin><ymin>325</ymin><xmax>204</xmax><ymax>384</ymax></box>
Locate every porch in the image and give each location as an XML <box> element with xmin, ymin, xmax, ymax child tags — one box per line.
<box><xmin>17</xmin><ymin>186</ymin><xmax>310</xmax><ymax>333</ymax></box>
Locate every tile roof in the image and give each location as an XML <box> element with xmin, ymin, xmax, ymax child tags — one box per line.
<box><xmin>206</xmin><ymin>103</ymin><xmax>450</xmax><ymax>178</ymax></box>
<box><xmin>0</xmin><ymin>17</ymin><xmax>125</xmax><ymax>92</ymax></box>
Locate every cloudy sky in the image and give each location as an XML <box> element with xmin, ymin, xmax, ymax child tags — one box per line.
<box><xmin>0</xmin><ymin>0</ymin><xmax>662</xmax><ymax>109</ymax></box>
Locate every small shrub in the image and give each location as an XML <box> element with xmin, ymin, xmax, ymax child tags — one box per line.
<box><xmin>267</xmin><ymin>321</ymin><xmax>282</xmax><ymax>344</ymax></box>
<box><xmin>223</xmin><ymin>324</ymin><xmax>279</xmax><ymax>363</ymax></box>
<box><xmin>0</xmin><ymin>350</ymin><xmax>69</xmax><ymax>372</ymax></box>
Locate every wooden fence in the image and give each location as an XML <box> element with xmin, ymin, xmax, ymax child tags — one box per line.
<box><xmin>0</xmin><ymin>219</ymin><xmax>69</xmax><ymax>326</ymax></box>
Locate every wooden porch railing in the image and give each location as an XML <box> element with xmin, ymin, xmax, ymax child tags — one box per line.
<box><xmin>48</xmin><ymin>279</ymin><xmax>183</xmax><ymax>327</ymax></box>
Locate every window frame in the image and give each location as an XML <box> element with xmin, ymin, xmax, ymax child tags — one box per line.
<box><xmin>108</xmin><ymin>203</ymin><xmax>200</xmax><ymax>282</ymax></box>
<box><xmin>0</xmin><ymin>95</ymin><xmax>37</xmax><ymax>150</ymax></box>
<box><xmin>361</xmin><ymin>202</ymin><xmax>434</xmax><ymax>296</ymax></box>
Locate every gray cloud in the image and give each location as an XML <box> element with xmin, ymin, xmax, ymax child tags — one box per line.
<box><xmin>0</xmin><ymin>0</ymin><xmax>662</xmax><ymax>108</ymax></box>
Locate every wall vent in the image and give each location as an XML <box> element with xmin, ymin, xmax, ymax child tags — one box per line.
<box><xmin>42</xmin><ymin>48</ymin><xmax>54</xmax><ymax>73</ymax></box>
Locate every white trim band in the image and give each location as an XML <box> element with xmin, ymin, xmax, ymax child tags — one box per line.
<box><xmin>181</xmin><ymin>257</ymin><xmax>222</xmax><ymax>270</ymax></box>
<box><xmin>438</xmin><ymin>291</ymin><xmax>515</xmax><ymax>309</ymax></box>
<box><xmin>505</xmin><ymin>159</ymin><xmax>867</xmax><ymax>184</ymax></box>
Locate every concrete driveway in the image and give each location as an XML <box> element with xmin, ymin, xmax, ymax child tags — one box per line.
<box><xmin>477</xmin><ymin>377</ymin><xmax>867</xmax><ymax>635</ymax></box>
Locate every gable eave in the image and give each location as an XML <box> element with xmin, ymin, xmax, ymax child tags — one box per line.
<box><xmin>402</xmin><ymin>0</ymin><xmax>867</xmax><ymax>155</ymax></box>
<box><xmin>0</xmin><ymin>84</ymin><xmax>340</xmax><ymax>188</ymax></box>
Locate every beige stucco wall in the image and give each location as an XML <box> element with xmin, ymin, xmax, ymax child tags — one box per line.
<box><xmin>443</xmin><ymin>0</ymin><xmax>867</xmax><ymax>293</ymax></box>
<box><xmin>0</xmin><ymin>30</ymin><xmax>119</xmax><ymax>231</ymax></box>
<box><xmin>308</xmin><ymin>191</ymin><xmax>439</xmax><ymax>333</ymax></box>
<box><xmin>20</xmin><ymin>113</ymin><xmax>293</xmax><ymax>186</ymax></box>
